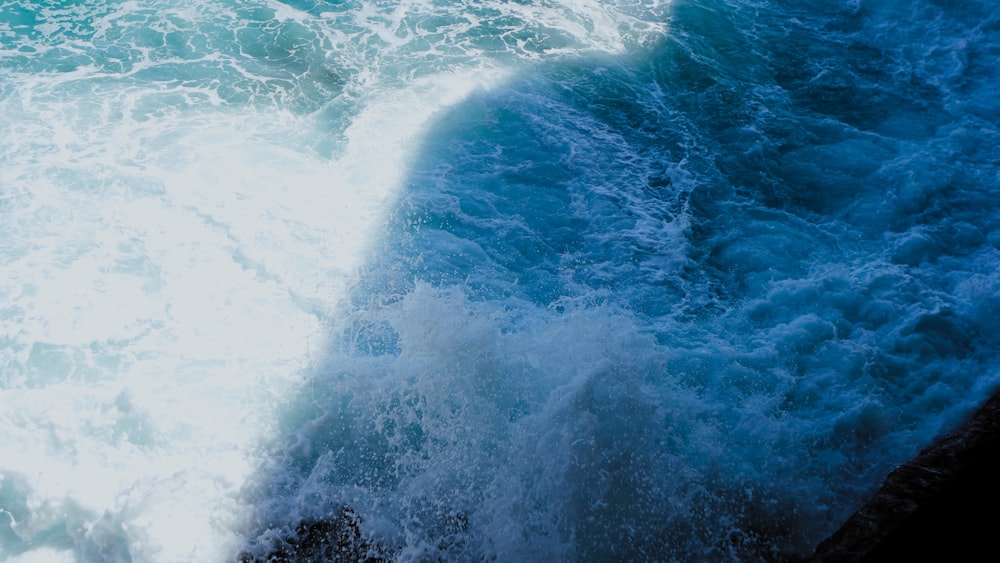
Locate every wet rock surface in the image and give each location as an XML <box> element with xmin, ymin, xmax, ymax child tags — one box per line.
<box><xmin>238</xmin><ymin>507</ymin><xmax>388</xmax><ymax>563</ymax></box>
<box><xmin>811</xmin><ymin>388</ymin><xmax>1000</xmax><ymax>561</ymax></box>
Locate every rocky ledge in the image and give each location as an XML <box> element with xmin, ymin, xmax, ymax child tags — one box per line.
<box><xmin>810</xmin><ymin>388</ymin><xmax>1000</xmax><ymax>561</ymax></box>
<box><xmin>238</xmin><ymin>507</ymin><xmax>389</xmax><ymax>563</ymax></box>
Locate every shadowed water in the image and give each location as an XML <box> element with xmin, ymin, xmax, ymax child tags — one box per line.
<box><xmin>237</xmin><ymin>1</ymin><xmax>1000</xmax><ymax>561</ymax></box>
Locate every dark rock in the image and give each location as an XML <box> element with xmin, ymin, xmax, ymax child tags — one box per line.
<box><xmin>811</xmin><ymin>388</ymin><xmax>1000</xmax><ymax>561</ymax></box>
<box><xmin>238</xmin><ymin>507</ymin><xmax>389</xmax><ymax>563</ymax></box>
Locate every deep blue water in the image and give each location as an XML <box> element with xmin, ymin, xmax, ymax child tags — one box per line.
<box><xmin>1</xmin><ymin>1</ymin><xmax>998</xmax><ymax>561</ymax></box>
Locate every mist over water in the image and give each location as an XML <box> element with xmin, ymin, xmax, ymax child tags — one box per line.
<box><xmin>2</xmin><ymin>1</ymin><xmax>998</xmax><ymax>561</ymax></box>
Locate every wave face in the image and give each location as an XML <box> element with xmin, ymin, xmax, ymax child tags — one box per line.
<box><xmin>2</xmin><ymin>0</ymin><xmax>999</xmax><ymax>561</ymax></box>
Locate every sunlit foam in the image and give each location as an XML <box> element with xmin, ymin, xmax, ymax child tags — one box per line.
<box><xmin>0</xmin><ymin>0</ymin><xmax>676</xmax><ymax>559</ymax></box>
<box><xmin>0</xmin><ymin>64</ymin><xmax>508</xmax><ymax>561</ymax></box>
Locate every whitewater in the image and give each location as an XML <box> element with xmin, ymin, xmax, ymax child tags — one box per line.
<box><xmin>1</xmin><ymin>0</ymin><xmax>998</xmax><ymax>561</ymax></box>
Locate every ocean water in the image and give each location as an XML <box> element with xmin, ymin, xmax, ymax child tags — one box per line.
<box><xmin>1</xmin><ymin>0</ymin><xmax>998</xmax><ymax>561</ymax></box>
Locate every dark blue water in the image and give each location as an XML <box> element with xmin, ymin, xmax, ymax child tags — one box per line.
<box><xmin>1</xmin><ymin>1</ymin><xmax>998</xmax><ymax>561</ymax></box>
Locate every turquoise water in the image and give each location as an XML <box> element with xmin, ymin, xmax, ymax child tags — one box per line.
<box><xmin>1</xmin><ymin>1</ymin><xmax>998</xmax><ymax>561</ymax></box>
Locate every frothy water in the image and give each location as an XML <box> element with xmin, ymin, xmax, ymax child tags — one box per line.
<box><xmin>2</xmin><ymin>1</ymin><xmax>998</xmax><ymax>561</ymax></box>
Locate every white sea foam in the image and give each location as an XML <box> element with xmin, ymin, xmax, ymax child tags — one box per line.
<box><xmin>4</xmin><ymin>2</ymin><xmax>657</xmax><ymax>559</ymax></box>
<box><xmin>0</xmin><ymin>10</ymin><xmax>511</xmax><ymax>557</ymax></box>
